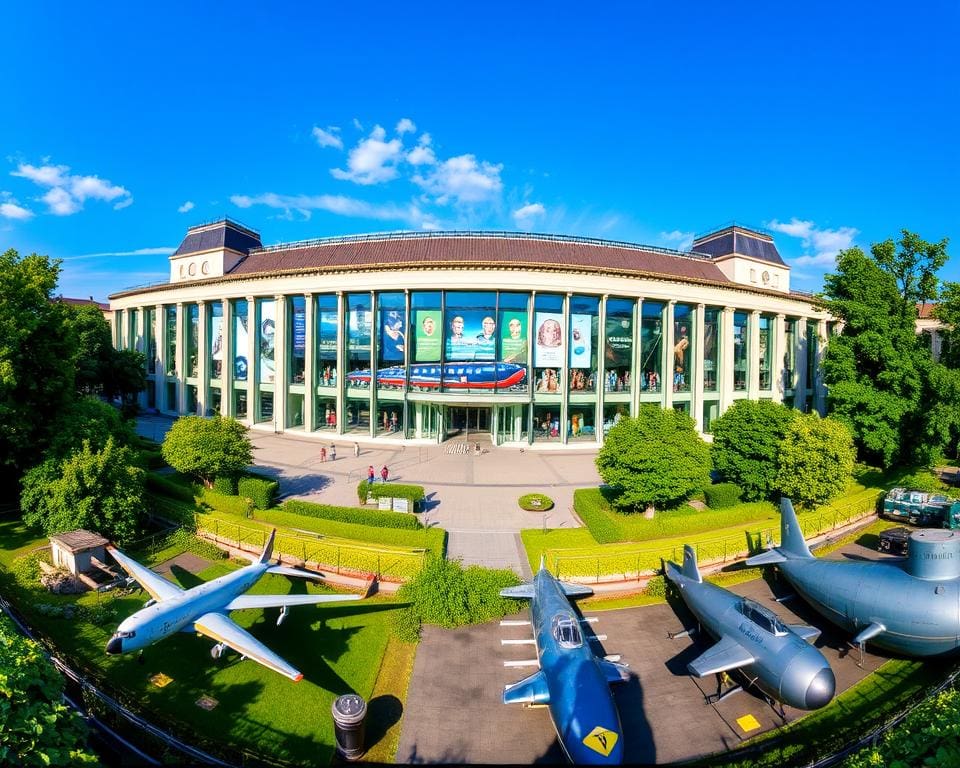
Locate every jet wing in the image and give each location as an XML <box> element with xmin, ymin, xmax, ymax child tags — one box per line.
<box><xmin>500</xmin><ymin>585</ymin><xmax>535</xmax><ymax>598</ymax></box>
<box><xmin>503</xmin><ymin>670</ymin><xmax>551</xmax><ymax>705</ymax></box>
<box><xmin>224</xmin><ymin>593</ymin><xmax>362</xmax><ymax>611</ymax></box>
<box><xmin>598</xmin><ymin>659</ymin><xmax>631</xmax><ymax>683</ymax></box>
<box><xmin>107</xmin><ymin>546</ymin><xmax>184</xmax><ymax>603</ymax></box>
<box><xmin>788</xmin><ymin>623</ymin><xmax>822</xmax><ymax>643</ymax></box>
<box><xmin>687</xmin><ymin>635</ymin><xmax>756</xmax><ymax>677</ymax></box>
<box><xmin>193</xmin><ymin>612</ymin><xmax>303</xmax><ymax>682</ymax></box>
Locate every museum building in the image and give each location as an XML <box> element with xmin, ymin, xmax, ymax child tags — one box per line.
<box><xmin>108</xmin><ymin>219</ymin><xmax>832</xmax><ymax>445</ymax></box>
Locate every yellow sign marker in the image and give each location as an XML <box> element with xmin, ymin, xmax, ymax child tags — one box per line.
<box><xmin>583</xmin><ymin>726</ymin><xmax>619</xmax><ymax>757</ymax></box>
<box><xmin>736</xmin><ymin>714</ymin><xmax>761</xmax><ymax>733</ymax></box>
<box><xmin>149</xmin><ymin>672</ymin><xmax>173</xmax><ymax>688</ymax></box>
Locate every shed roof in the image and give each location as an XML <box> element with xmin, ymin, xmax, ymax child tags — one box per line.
<box><xmin>49</xmin><ymin>529</ymin><xmax>109</xmax><ymax>552</ymax></box>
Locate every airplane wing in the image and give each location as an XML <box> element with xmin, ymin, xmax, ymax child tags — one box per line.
<box><xmin>107</xmin><ymin>546</ymin><xmax>184</xmax><ymax>603</ymax></box>
<box><xmin>224</xmin><ymin>593</ymin><xmax>362</xmax><ymax>611</ymax></box>
<box><xmin>500</xmin><ymin>584</ymin><xmax>534</xmax><ymax>598</ymax></box>
<box><xmin>560</xmin><ymin>581</ymin><xmax>594</xmax><ymax>598</ymax></box>
<box><xmin>503</xmin><ymin>670</ymin><xmax>551</xmax><ymax>705</ymax></box>
<box><xmin>193</xmin><ymin>612</ymin><xmax>303</xmax><ymax>682</ymax></box>
<box><xmin>788</xmin><ymin>623</ymin><xmax>822</xmax><ymax>643</ymax></box>
<box><xmin>598</xmin><ymin>659</ymin><xmax>631</xmax><ymax>683</ymax></box>
<box><xmin>687</xmin><ymin>635</ymin><xmax>756</xmax><ymax>677</ymax></box>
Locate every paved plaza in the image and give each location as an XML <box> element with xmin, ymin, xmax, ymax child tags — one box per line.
<box><xmin>137</xmin><ymin>415</ymin><xmax>599</xmax><ymax>575</ymax></box>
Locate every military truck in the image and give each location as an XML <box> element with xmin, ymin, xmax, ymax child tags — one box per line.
<box><xmin>882</xmin><ymin>488</ymin><xmax>960</xmax><ymax>529</ymax></box>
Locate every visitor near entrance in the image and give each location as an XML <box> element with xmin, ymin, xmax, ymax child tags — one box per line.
<box><xmin>380</xmin><ymin>465</ymin><xmax>389</xmax><ymax>483</ymax></box>
<box><xmin>367</xmin><ymin>465</ymin><xmax>375</xmax><ymax>484</ymax></box>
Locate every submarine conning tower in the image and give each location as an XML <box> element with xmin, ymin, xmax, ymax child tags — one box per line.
<box><xmin>907</xmin><ymin>530</ymin><xmax>960</xmax><ymax>580</ymax></box>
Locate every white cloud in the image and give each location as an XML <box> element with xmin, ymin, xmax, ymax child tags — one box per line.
<box><xmin>512</xmin><ymin>202</ymin><xmax>546</xmax><ymax>229</ymax></box>
<box><xmin>330</xmin><ymin>125</ymin><xmax>404</xmax><ymax>185</ymax></box>
<box><xmin>231</xmin><ymin>191</ymin><xmax>418</xmax><ymax>225</ymax></box>
<box><xmin>407</xmin><ymin>145</ymin><xmax>436</xmax><ymax>166</ymax></box>
<box><xmin>64</xmin><ymin>246</ymin><xmax>176</xmax><ymax>261</ymax></box>
<box><xmin>413</xmin><ymin>154</ymin><xmax>503</xmax><ymax>205</ymax></box>
<box><xmin>352</xmin><ymin>118</ymin><xmax>364</xmax><ymax>131</ymax></box>
<box><xmin>311</xmin><ymin>125</ymin><xmax>343</xmax><ymax>150</ymax></box>
<box><xmin>767</xmin><ymin>217</ymin><xmax>859</xmax><ymax>267</ymax></box>
<box><xmin>0</xmin><ymin>192</ymin><xmax>33</xmax><ymax>220</ymax></box>
<box><xmin>11</xmin><ymin>161</ymin><xmax>132</xmax><ymax>215</ymax></box>
<box><xmin>658</xmin><ymin>229</ymin><xmax>695</xmax><ymax>251</ymax></box>
<box><xmin>178</xmin><ymin>200</ymin><xmax>195</xmax><ymax>213</ymax></box>
<box><xmin>396</xmin><ymin>118</ymin><xmax>416</xmax><ymax>135</ymax></box>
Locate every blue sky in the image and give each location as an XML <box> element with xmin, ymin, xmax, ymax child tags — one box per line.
<box><xmin>2</xmin><ymin>2</ymin><xmax>958</xmax><ymax>300</ymax></box>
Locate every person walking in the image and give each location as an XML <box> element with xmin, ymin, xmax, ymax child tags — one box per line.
<box><xmin>353</xmin><ymin>442</ymin><xmax>360</xmax><ymax>458</ymax></box>
<box><xmin>330</xmin><ymin>444</ymin><xmax>337</xmax><ymax>461</ymax></box>
<box><xmin>320</xmin><ymin>446</ymin><xmax>327</xmax><ymax>463</ymax></box>
<box><xmin>367</xmin><ymin>465</ymin><xmax>376</xmax><ymax>484</ymax></box>
<box><xmin>380</xmin><ymin>465</ymin><xmax>389</xmax><ymax>483</ymax></box>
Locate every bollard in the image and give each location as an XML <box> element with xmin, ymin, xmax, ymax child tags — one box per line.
<box><xmin>332</xmin><ymin>694</ymin><xmax>367</xmax><ymax>761</ymax></box>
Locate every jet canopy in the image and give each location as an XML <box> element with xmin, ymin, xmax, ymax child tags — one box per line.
<box><xmin>552</xmin><ymin>614</ymin><xmax>583</xmax><ymax>648</ymax></box>
<box><xmin>736</xmin><ymin>598</ymin><xmax>788</xmax><ymax>637</ymax></box>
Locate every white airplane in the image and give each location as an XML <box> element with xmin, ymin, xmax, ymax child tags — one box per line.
<box><xmin>105</xmin><ymin>529</ymin><xmax>361</xmax><ymax>681</ymax></box>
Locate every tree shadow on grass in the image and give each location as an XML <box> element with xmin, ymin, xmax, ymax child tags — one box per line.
<box><xmin>0</xmin><ymin>518</ymin><xmax>42</xmax><ymax>551</ymax></box>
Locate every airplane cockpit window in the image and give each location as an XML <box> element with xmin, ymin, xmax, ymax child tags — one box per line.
<box><xmin>113</xmin><ymin>630</ymin><xmax>137</xmax><ymax>639</ymax></box>
<box><xmin>737</xmin><ymin>599</ymin><xmax>787</xmax><ymax>636</ymax></box>
<box><xmin>552</xmin><ymin>615</ymin><xmax>583</xmax><ymax>649</ymax></box>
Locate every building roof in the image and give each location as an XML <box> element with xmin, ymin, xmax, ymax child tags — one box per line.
<box><xmin>56</xmin><ymin>296</ymin><xmax>110</xmax><ymax>311</ymax></box>
<box><xmin>226</xmin><ymin>231</ymin><xmax>732</xmax><ymax>285</ymax></box>
<box><xmin>917</xmin><ymin>302</ymin><xmax>938</xmax><ymax>320</ymax></box>
<box><xmin>173</xmin><ymin>218</ymin><xmax>262</xmax><ymax>257</ymax></box>
<box><xmin>49</xmin><ymin>529</ymin><xmax>109</xmax><ymax>552</ymax></box>
<box><xmin>692</xmin><ymin>225</ymin><xmax>786</xmax><ymax>267</ymax></box>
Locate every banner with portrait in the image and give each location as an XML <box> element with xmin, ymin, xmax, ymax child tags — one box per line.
<box><xmin>259</xmin><ymin>300</ymin><xmax>276</xmax><ymax>383</ymax></box>
<box><xmin>500</xmin><ymin>311</ymin><xmax>527</xmax><ymax>364</ymax></box>
<box><xmin>533</xmin><ymin>312</ymin><xmax>564</xmax><ymax>367</ymax></box>
<box><xmin>414</xmin><ymin>310</ymin><xmax>442</xmax><ymax>362</ymax></box>
<box><xmin>445</xmin><ymin>309</ymin><xmax>497</xmax><ymax>361</ymax></box>
<box><xmin>210</xmin><ymin>311</ymin><xmax>224</xmax><ymax>365</ymax></box>
<box><xmin>348</xmin><ymin>308</ymin><xmax>371</xmax><ymax>354</ymax></box>
<box><xmin>569</xmin><ymin>314</ymin><xmax>592</xmax><ymax>367</ymax></box>
<box><xmin>604</xmin><ymin>315</ymin><xmax>633</xmax><ymax>367</ymax></box>
<box><xmin>379</xmin><ymin>309</ymin><xmax>406</xmax><ymax>362</ymax></box>
<box><xmin>317</xmin><ymin>309</ymin><xmax>338</xmax><ymax>360</ymax></box>
<box><xmin>233</xmin><ymin>309</ymin><xmax>249</xmax><ymax>381</ymax></box>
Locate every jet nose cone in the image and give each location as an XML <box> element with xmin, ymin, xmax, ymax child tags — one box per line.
<box><xmin>105</xmin><ymin>636</ymin><xmax>123</xmax><ymax>655</ymax></box>
<box><xmin>804</xmin><ymin>667</ymin><xmax>836</xmax><ymax>709</ymax></box>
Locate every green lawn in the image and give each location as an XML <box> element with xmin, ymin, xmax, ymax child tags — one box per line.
<box><xmin>0</xmin><ymin>520</ymin><xmax>404</xmax><ymax>766</ymax></box>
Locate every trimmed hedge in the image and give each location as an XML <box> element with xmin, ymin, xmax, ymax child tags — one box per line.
<box><xmin>238</xmin><ymin>476</ymin><xmax>278</xmax><ymax>510</ymax></box>
<box><xmin>704</xmin><ymin>482</ymin><xmax>743</xmax><ymax>509</ymax></box>
<box><xmin>212</xmin><ymin>475</ymin><xmax>238</xmax><ymax>495</ymax></box>
<box><xmin>284</xmin><ymin>499</ymin><xmax>422</xmax><ymax>530</ymax></box>
<box><xmin>573</xmin><ymin>488</ymin><xmax>621</xmax><ymax>544</ymax></box>
<box><xmin>358</xmin><ymin>481</ymin><xmax>426</xmax><ymax>506</ymax></box>
<box><xmin>146</xmin><ymin>472</ymin><xmax>196</xmax><ymax>503</ymax></box>
<box><xmin>139</xmin><ymin>449</ymin><xmax>166</xmax><ymax>470</ymax></box>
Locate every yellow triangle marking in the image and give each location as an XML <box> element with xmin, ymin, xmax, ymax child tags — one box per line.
<box><xmin>583</xmin><ymin>725</ymin><xmax>619</xmax><ymax>757</ymax></box>
<box><xmin>736</xmin><ymin>713</ymin><xmax>761</xmax><ymax>732</ymax></box>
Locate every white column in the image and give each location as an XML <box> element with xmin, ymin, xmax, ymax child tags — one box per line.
<box><xmin>175</xmin><ymin>302</ymin><xmax>186</xmax><ymax>414</ymax></box>
<box><xmin>245</xmin><ymin>296</ymin><xmax>256</xmax><ymax>425</ymax></box>
<box><xmin>335</xmin><ymin>291</ymin><xmax>345</xmax><ymax>436</ymax></box>
<box><xmin>304</xmin><ymin>293</ymin><xmax>315</xmax><ymax>432</ymax></box>
<box><xmin>222</xmin><ymin>300</ymin><xmax>234</xmax><ymax>417</ymax></box>
<box><xmin>561</xmin><ymin>293</ymin><xmax>571</xmax><ymax>444</ymax></box>
<box><xmin>596</xmin><ymin>295</ymin><xmax>607</xmax><ymax>445</ymax></box>
<box><xmin>693</xmin><ymin>303</ymin><xmax>705</xmax><ymax>431</ymax></box>
<box><xmin>631</xmin><ymin>299</ymin><xmax>642</xmax><ymax>417</ymax></box>
<box><xmin>153</xmin><ymin>303</ymin><xmax>163</xmax><ymax>411</ymax></box>
<box><xmin>197</xmin><ymin>302</ymin><xmax>209</xmax><ymax>415</ymax></box>
<box><xmin>795</xmin><ymin>319</ymin><xmax>809</xmax><ymax>409</ymax></box>
<box><xmin>273</xmin><ymin>295</ymin><xmax>287</xmax><ymax>431</ymax></box>
<box><xmin>664</xmin><ymin>300</ymin><xmax>675</xmax><ymax>410</ymax></box>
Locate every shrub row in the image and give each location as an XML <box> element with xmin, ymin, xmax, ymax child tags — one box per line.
<box><xmin>357</xmin><ymin>481</ymin><xmax>426</xmax><ymax>505</ymax></box>
<box><xmin>573</xmin><ymin>488</ymin><xmax>621</xmax><ymax>544</ymax></box>
<box><xmin>146</xmin><ymin>473</ymin><xmax>196</xmax><ymax>503</ymax></box>
<box><xmin>703</xmin><ymin>482</ymin><xmax>743</xmax><ymax>509</ymax></box>
<box><xmin>237</xmin><ymin>477</ymin><xmax>278</xmax><ymax>510</ymax></box>
<box><xmin>212</xmin><ymin>476</ymin><xmax>237</xmax><ymax>495</ymax></box>
<box><xmin>284</xmin><ymin>499</ymin><xmax>422</xmax><ymax>530</ymax></box>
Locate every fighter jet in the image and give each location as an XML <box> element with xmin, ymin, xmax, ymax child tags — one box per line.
<box><xmin>665</xmin><ymin>545</ymin><xmax>835</xmax><ymax>710</ymax></box>
<box><xmin>747</xmin><ymin>498</ymin><xmax>960</xmax><ymax>657</ymax></box>
<box><xmin>500</xmin><ymin>560</ymin><xmax>630</xmax><ymax>765</ymax></box>
<box><xmin>105</xmin><ymin>529</ymin><xmax>361</xmax><ymax>680</ymax></box>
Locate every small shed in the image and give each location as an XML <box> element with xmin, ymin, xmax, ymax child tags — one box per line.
<box><xmin>49</xmin><ymin>530</ymin><xmax>109</xmax><ymax>576</ymax></box>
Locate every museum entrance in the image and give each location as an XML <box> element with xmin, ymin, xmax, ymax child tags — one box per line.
<box><xmin>444</xmin><ymin>406</ymin><xmax>492</xmax><ymax>441</ymax></box>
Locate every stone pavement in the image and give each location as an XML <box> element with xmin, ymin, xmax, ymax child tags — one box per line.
<box><xmin>136</xmin><ymin>416</ymin><xmax>599</xmax><ymax>575</ymax></box>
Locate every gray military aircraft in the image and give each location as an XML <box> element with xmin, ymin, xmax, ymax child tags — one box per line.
<box><xmin>500</xmin><ymin>560</ymin><xmax>630</xmax><ymax>764</ymax></box>
<box><xmin>665</xmin><ymin>545</ymin><xmax>835</xmax><ymax>710</ymax></box>
<box><xmin>748</xmin><ymin>498</ymin><xmax>960</xmax><ymax>657</ymax></box>
<box><xmin>106</xmin><ymin>529</ymin><xmax>361</xmax><ymax>681</ymax></box>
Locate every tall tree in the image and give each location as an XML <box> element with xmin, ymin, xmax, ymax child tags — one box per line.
<box><xmin>161</xmin><ymin>415</ymin><xmax>253</xmax><ymax>488</ymax></box>
<box><xmin>0</xmin><ymin>250</ymin><xmax>78</xmax><ymax>483</ymax></box>
<box><xmin>776</xmin><ymin>414</ymin><xmax>855</xmax><ymax>509</ymax></box>
<box><xmin>595</xmin><ymin>406</ymin><xmax>711</xmax><ymax>517</ymax></box>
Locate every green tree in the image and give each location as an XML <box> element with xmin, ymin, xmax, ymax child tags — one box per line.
<box><xmin>45</xmin><ymin>396</ymin><xmax>136</xmax><ymax>463</ymax></box>
<box><xmin>161</xmin><ymin>415</ymin><xmax>253</xmax><ymax>487</ymax></box>
<box><xmin>710</xmin><ymin>400</ymin><xmax>799</xmax><ymax>501</ymax></box>
<box><xmin>776</xmin><ymin>414</ymin><xmax>855</xmax><ymax>508</ymax></box>
<box><xmin>0</xmin><ymin>614</ymin><xmax>99</xmax><ymax>766</ymax></box>
<box><xmin>0</xmin><ymin>249</ymin><xmax>78</xmax><ymax>483</ymax></box>
<box><xmin>820</xmin><ymin>233</ymin><xmax>944</xmax><ymax>467</ymax></box>
<box><xmin>595</xmin><ymin>406</ymin><xmax>711</xmax><ymax>516</ymax></box>
<box><xmin>21</xmin><ymin>437</ymin><xmax>146</xmax><ymax>544</ymax></box>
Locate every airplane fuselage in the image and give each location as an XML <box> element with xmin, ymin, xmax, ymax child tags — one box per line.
<box><xmin>779</xmin><ymin>556</ymin><xmax>960</xmax><ymax>657</ymax></box>
<box><xmin>108</xmin><ymin>562</ymin><xmax>269</xmax><ymax>654</ymax></box>
<box><xmin>530</xmin><ymin>570</ymin><xmax>623</xmax><ymax>765</ymax></box>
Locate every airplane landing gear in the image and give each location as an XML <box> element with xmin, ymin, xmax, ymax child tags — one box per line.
<box><xmin>211</xmin><ymin>642</ymin><xmax>227</xmax><ymax>660</ymax></box>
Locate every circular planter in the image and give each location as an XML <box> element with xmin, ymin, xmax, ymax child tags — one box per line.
<box><xmin>518</xmin><ymin>493</ymin><xmax>555</xmax><ymax>512</ymax></box>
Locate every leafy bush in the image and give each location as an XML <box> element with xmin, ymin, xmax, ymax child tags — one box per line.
<box><xmin>897</xmin><ymin>470</ymin><xmax>947</xmax><ymax>494</ymax></box>
<box><xmin>199</xmin><ymin>488</ymin><xmax>253</xmax><ymax>516</ymax></box>
<box><xmin>161</xmin><ymin>415</ymin><xmax>252</xmax><ymax>487</ymax></box>
<box><xmin>574</xmin><ymin>489</ymin><xmax>622</xmax><ymax>544</ymax></box>
<box><xmin>146</xmin><ymin>472</ymin><xmax>196</xmax><ymax>503</ymax></box>
<box><xmin>238</xmin><ymin>477</ymin><xmax>278</xmax><ymax>510</ymax></box>
<box><xmin>139</xmin><ymin>450</ymin><xmax>166</xmax><ymax>470</ymax></box>
<box><xmin>776</xmin><ymin>414</ymin><xmax>856</xmax><ymax>509</ymax></box>
<box><xmin>704</xmin><ymin>482</ymin><xmax>743</xmax><ymax>509</ymax></box>
<box><xmin>518</xmin><ymin>493</ymin><xmax>554</xmax><ymax>511</ymax></box>
<box><xmin>10</xmin><ymin>551</ymin><xmax>51</xmax><ymax>586</ymax></box>
<box><xmin>284</xmin><ymin>499</ymin><xmax>422</xmax><ymax>530</ymax></box>
<box><xmin>392</xmin><ymin>557</ymin><xmax>522</xmax><ymax>641</ymax></box>
<box><xmin>212</xmin><ymin>475</ymin><xmax>238</xmax><ymax>495</ymax></box>
<box><xmin>365</xmin><ymin>483</ymin><xmax>426</xmax><ymax>505</ymax></box>
<box><xmin>357</xmin><ymin>480</ymin><xmax>372</xmax><ymax>504</ymax></box>
<box><xmin>643</xmin><ymin>575</ymin><xmax>667</xmax><ymax>598</ymax></box>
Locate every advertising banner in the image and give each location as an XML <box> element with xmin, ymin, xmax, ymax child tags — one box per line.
<box><xmin>445</xmin><ymin>309</ymin><xmax>497</xmax><ymax>361</ymax></box>
<box><xmin>414</xmin><ymin>310</ymin><xmax>442</xmax><ymax>362</ymax></box>
<box><xmin>259</xmin><ymin>300</ymin><xmax>276</xmax><ymax>383</ymax></box>
<box><xmin>533</xmin><ymin>312</ymin><xmax>564</xmax><ymax>367</ymax></box>
<box><xmin>293</xmin><ymin>304</ymin><xmax>306</xmax><ymax>356</ymax></box>
<box><xmin>317</xmin><ymin>309</ymin><xmax>337</xmax><ymax>360</ymax></box>
<box><xmin>349</xmin><ymin>308</ymin><xmax>371</xmax><ymax>353</ymax></box>
<box><xmin>380</xmin><ymin>309</ymin><xmax>406</xmax><ymax>362</ymax></box>
<box><xmin>604</xmin><ymin>315</ymin><xmax>633</xmax><ymax>367</ymax></box>
<box><xmin>210</xmin><ymin>313</ymin><xmax>224</xmax><ymax>364</ymax></box>
<box><xmin>234</xmin><ymin>311</ymin><xmax>249</xmax><ymax>380</ymax></box>
<box><xmin>569</xmin><ymin>314</ymin><xmax>593</xmax><ymax>367</ymax></box>
<box><xmin>500</xmin><ymin>311</ymin><xmax>527</xmax><ymax>363</ymax></box>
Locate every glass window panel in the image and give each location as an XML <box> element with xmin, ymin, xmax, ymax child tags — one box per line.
<box><xmin>209</xmin><ymin>302</ymin><xmax>223</xmax><ymax>380</ymax></box>
<box><xmin>377</xmin><ymin>292</ymin><xmax>406</xmax><ymax>388</ymax></box>
<box><xmin>604</xmin><ymin>298</ymin><xmax>634</xmax><ymax>394</ymax></box>
<box><xmin>186</xmin><ymin>384</ymin><xmax>198</xmax><ymax>415</ymax></box>
<box><xmin>443</xmin><ymin>291</ymin><xmax>499</xmax><ymax>393</ymax></box>
<box><xmin>289</xmin><ymin>296</ymin><xmax>306</xmax><ymax>384</ymax></box>
<box><xmin>602</xmin><ymin>403</ymin><xmax>630</xmax><ymax>436</ymax></box>
<box><xmin>165</xmin><ymin>381</ymin><xmax>177</xmax><ymax>412</ymax></box>
<box><xmin>376</xmin><ymin>404</ymin><xmax>403</xmax><ymax>435</ymax></box>
<box><xmin>257</xmin><ymin>391</ymin><xmax>273</xmax><ymax>424</ymax></box>
<box><xmin>315</xmin><ymin>295</ymin><xmax>338</xmax><ymax>387</ymax></box>
<box><xmin>346</xmin><ymin>293</ymin><xmax>372</xmax><ymax>387</ymax></box>
<box><xmin>641</xmin><ymin>301</ymin><xmax>664</xmax><ymax>393</ymax></box>
<box><xmin>287</xmin><ymin>392</ymin><xmax>304</xmax><ymax>428</ymax></box>
<box><xmin>315</xmin><ymin>396</ymin><xmax>337</xmax><ymax>430</ymax></box>
<box><xmin>533</xmin><ymin>405</ymin><xmax>561</xmax><ymax>442</ymax></box>
<box><xmin>411</xmin><ymin>292</ymin><xmax>442</xmax><ymax>392</ymax></box>
<box><xmin>569</xmin><ymin>296</ymin><xmax>598</xmax><ymax>393</ymax></box>
<box><xmin>164</xmin><ymin>305</ymin><xmax>177</xmax><ymax>377</ymax></box>
<box><xmin>733</xmin><ymin>311</ymin><xmax>749</xmax><ymax>391</ymax></box>
<box><xmin>703</xmin><ymin>307</ymin><xmax>719</xmax><ymax>392</ymax></box>
<box><xmin>498</xmin><ymin>292</ymin><xmax>529</xmax><ymax>393</ymax></box>
<box><xmin>673</xmin><ymin>304</ymin><xmax>693</xmax><ymax>393</ymax></box>
<box><xmin>233</xmin><ymin>389</ymin><xmax>247</xmax><ymax>419</ymax></box>
<box><xmin>703</xmin><ymin>400</ymin><xmax>719</xmax><ymax>433</ymax></box>
<box><xmin>806</xmin><ymin>321</ymin><xmax>818</xmax><ymax>391</ymax></box>
<box><xmin>256</xmin><ymin>298</ymin><xmax>276</xmax><ymax>384</ymax></box>
<box><xmin>759</xmin><ymin>315</ymin><xmax>773</xmax><ymax>390</ymax></box>
<box><xmin>209</xmin><ymin>386</ymin><xmax>221</xmax><ymax>416</ymax></box>
<box><xmin>345</xmin><ymin>397</ymin><xmax>370</xmax><ymax>433</ymax></box>
<box><xmin>130</xmin><ymin>309</ymin><xmax>140</xmax><ymax>352</ymax></box>
<box><xmin>232</xmin><ymin>299</ymin><xmax>249</xmax><ymax>382</ymax></box>
<box><xmin>568</xmin><ymin>407</ymin><xmax>596</xmax><ymax>441</ymax></box>
<box><xmin>186</xmin><ymin>303</ymin><xmax>199</xmax><ymax>378</ymax></box>
<box><xmin>784</xmin><ymin>318</ymin><xmax>797</xmax><ymax>391</ymax></box>
<box><xmin>145</xmin><ymin>307</ymin><xmax>156</xmax><ymax>374</ymax></box>
<box><xmin>533</xmin><ymin>294</ymin><xmax>564</xmax><ymax>395</ymax></box>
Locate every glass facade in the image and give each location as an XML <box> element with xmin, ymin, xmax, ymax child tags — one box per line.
<box><xmin>316</xmin><ymin>294</ymin><xmax>338</xmax><ymax>388</ymax></box>
<box><xmin>209</xmin><ymin>301</ymin><xmax>224</xmax><ymax>381</ymax></box>
<box><xmin>186</xmin><ymin>303</ymin><xmax>199</xmax><ymax>379</ymax></box>
<box><xmin>673</xmin><ymin>304</ymin><xmax>693</xmax><ymax>393</ymax></box>
<box><xmin>164</xmin><ymin>305</ymin><xmax>177</xmax><ymax>377</ymax></box>
<box><xmin>733</xmin><ymin>311</ymin><xmax>748</xmax><ymax>391</ymax></box>
<box><xmin>640</xmin><ymin>301</ymin><xmax>664</xmax><ymax>393</ymax></box>
<box><xmin>703</xmin><ymin>307</ymin><xmax>719</xmax><ymax>392</ymax></box>
<box><xmin>758</xmin><ymin>314</ymin><xmax>772</xmax><ymax>390</ymax></box>
<box><xmin>145</xmin><ymin>307</ymin><xmax>156</xmax><ymax>374</ymax></box>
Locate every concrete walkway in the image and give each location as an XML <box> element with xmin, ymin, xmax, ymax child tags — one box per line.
<box><xmin>136</xmin><ymin>415</ymin><xmax>600</xmax><ymax>575</ymax></box>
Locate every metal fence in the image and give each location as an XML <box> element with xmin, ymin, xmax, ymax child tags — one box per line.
<box><xmin>551</xmin><ymin>492</ymin><xmax>883</xmax><ymax>582</ymax></box>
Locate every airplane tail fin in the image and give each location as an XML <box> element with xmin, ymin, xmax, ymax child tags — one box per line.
<box><xmin>681</xmin><ymin>544</ymin><xmax>703</xmax><ymax>583</ymax></box>
<box><xmin>259</xmin><ymin>529</ymin><xmax>277</xmax><ymax>564</ymax></box>
<box><xmin>778</xmin><ymin>498</ymin><xmax>813</xmax><ymax>558</ymax></box>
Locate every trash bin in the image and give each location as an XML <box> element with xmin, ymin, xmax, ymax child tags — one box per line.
<box><xmin>332</xmin><ymin>693</ymin><xmax>367</xmax><ymax>760</ymax></box>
